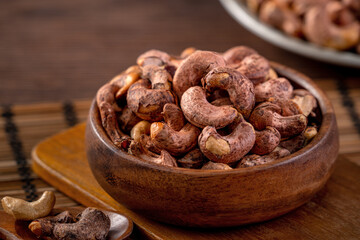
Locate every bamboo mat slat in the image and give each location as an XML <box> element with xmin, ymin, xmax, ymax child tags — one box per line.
<box><xmin>0</xmin><ymin>78</ymin><xmax>359</xmax><ymax>209</ymax></box>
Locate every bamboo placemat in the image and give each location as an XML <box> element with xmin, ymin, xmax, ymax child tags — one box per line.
<box><xmin>0</xmin><ymin>78</ymin><xmax>360</xmax><ymax>209</ymax></box>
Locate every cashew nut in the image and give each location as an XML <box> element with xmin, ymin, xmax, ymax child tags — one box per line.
<box><xmin>1</xmin><ymin>191</ymin><xmax>55</xmax><ymax>221</ymax></box>
<box><xmin>177</xmin><ymin>148</ymin><xmax>205</xmax><ymax>169</ymax></box>
<box><xmin>251</xmin><ymin>127</ymin><xmax>281</xmax><ymax>155</ymax></box>
<box><xmin>130</xmin><ymin>120</ymin><xmax>151</xmax><ymax>142</ymax></box>
<box><xmin>29</xmin><ymin>211</ymin><xmax>75</xmax><ymax>237</ymax></box>
<box><xmin>303</xmin><ymin>1</ymin><xmax>360</xmax><ymax>50</ymax></box>
<box><xmin>280</xmin><ymin>126</ymin><xmax>318</xmax><ymax>153</ymax></box>
<box><xmin>201</xmin><ymin>161</ymin><xmax>232</xmax><ymax>170</ymax></box>
<box><xmin>126</xmin><ymin>79</ymin><xmax>176</xmax><ymax>121</ymax></box>
<box><xmin>249</xmin><ymin>101</ymin><xmax>307</xmax><ymax>138</ymax></box>
<box><xmin>237</xmin><ymin>146</ymin><xmax>290</xmax><ymax>168</ymax></box>
<box><xmin>202</xmin><ymin>66</ymin><xmax>255</xmax><ymax>118</ymax></box>
<box><xmin>180</xmin><ymin>47</ymin><xmax>197</xmax><ymax>59</ymax></box>
<box><xmin>173</xmin><ymin>50</ymin><xmax>226</xmax><ymax>98</ymax></box>
<box><xmin>237</xmin><ymin>54</ymin><xmax>271</xmax><ymax>85</ymax></box>
<box><xmin>111</xmin><ymin>65</ymin><xmax>142</xmax><ymax>100</ymax></box>
<box><xmin>254</xmin><ymin>77</ymin><xmax>293</xmax><ymax>102</ymax></box>
<box><xmin>198</xmin><ymin>119</ymin><xmax>256</xmax><ymax>164</ymax></box>
<box><xmin>291</xmin><ymin>89</ymin><xmax>317</xmax><ymax>117</ymax></box>
<box><xmin>137</xmin><ymin>49</ymin><xmax>171</xmax><ymax>67</ymax></box>
<box><xmin>259</xmin><ymin>0</ymin><xmax>303</xmax><ymax>37</ymax></box>
<box><xmin>142</xmin><ymin>65</ymin><xmax>172</xmax><ymax>91</ymax></box>
<box><xmin>150</xmin><ymin>122</ymin><xmax>200</xmax><ymax>156</ymax></box>
<box><xmin>52</xmin><ymin>208</ymin><xmax>110</xmax><ymax>240</ymax></box>
<box><xmin>118</xmin><ymin>105</ymin><xmax>142</xmax><ymax>133</ymax></box>
<box><xmin>162</xmin><ymin>103</ymin><xmax>186</xmax><ymax>131</ymax></box>
<box><xmin>223</xmin><ymin>45</ymin><xmax>258</xmax><ymax>67</ymax></box>
<box><xmin>181</xmin><ymin>86</ymin><xmax>238</xmax><ymax>129</ymax></box>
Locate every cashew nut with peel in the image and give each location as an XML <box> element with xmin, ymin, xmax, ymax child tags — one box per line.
<box><xmin>254</xmin><ymin>77</ymin><xmax>293</xmax><ymax>102</ymax></box>
<box><xmin>150</xmin><ymin>122</ymin><xmax>200</xmax><ymax>156</ymax></box>
<box><xmin>291</xmin><ymin>89</ymin><xmax>317</xmax><ymax>117</ymax></box>
<box><xmin>1</xmin><ymin>191</ymin><xmax>55</xmax><ymax>221</ymax></box>
<box><xmin>51</xmin><ymin>208</ymin><xmax>110</xmax><ymax>240</ymax></box>
<box><xmin>303</xmin><ymin>1</ymin><xmax>360</xmax><ymax>50</ymax></box>
<box><xmin>202</xmin><ymin>66</ymin><xmax>255</xmax><ymax>118</ymax></box>
<box><xmin>249</xmin><ymin>101</ymin><xmax>307</xmax><ymax>138</ymax></box>
<box><xmin>126</xmin><ymin>79</ymin><xmax>176</xmax><ymax>121</ymax></box>
<box><xmin>117</xmin><ymin>105</ymin><xmax>142</xmax><ymax>133</ymax></box>
<box><xmin>181</xmin><ymin>86</ymin><xmax>238</xmax><ymax>129</ymax></box>
<box><xmin>280</xmin><ymin>126</ymin><xmax>318</xmax><ymax>153</ymax></box>
<box><xmin>237</xmin><ymin>147</ymin><xmax>291</xmax><ymax>168</ymax></box>
<box><xmin>137</xmin><ymin>49</ymin><xmax>171</xmax><ymax>67</ymax></box>
<box><xmin>198</xmin><ymin>118</ymin><xmax>256</xmax><ymax>164</ymax></box>
<box><xmin>142</xmin><ymin>65</ymin><xmax>172</xmax><ymax>90</ymax></box>
<box><xmin>222</xmin><ymin>45</ymin><xmax>258</xmax><ymax>67</ymax></box>
<box><xmin>173</xmin><ymin>50</ymin><xmax>226</xmax><ymax>98</ymax></box>
<box><xmin>177</xmin><ymin>148</ymin><xmax>205</xmax><ymax>169</ymax></box>
<box><xmin>129</xmin><ymin>141</ymin><xmax>178</xmax><ymax>167</ymax></box>
<box><xmin>162</xmin><ymin>103</ymin><xmax>186</xmax><ymax>131</ymax></box>
<box><xmin>237</xmin><ymin>54</ymin><xmax>271</xmax><ymax>85</ymax></box>
<box><xmin>202</xmin><ymin>161</ymin><xmax>232</xmax><ymax>170</ymax></box>
<box><xmin>251</xmin><ymin>126</ymin><xmax>281</xmax><ymax>155</ymax></box>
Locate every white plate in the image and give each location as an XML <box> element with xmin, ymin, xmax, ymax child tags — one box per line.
<box><xmin>219</xmin><ymin>0</ymin><xmax>360</xmax><ymax>68</ymax></box>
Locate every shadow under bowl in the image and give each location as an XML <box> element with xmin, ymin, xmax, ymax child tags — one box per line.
<box><xmin>85</xmin><ymin>62</ymin><xmax>339</xmax><ymax>227</ymax></box>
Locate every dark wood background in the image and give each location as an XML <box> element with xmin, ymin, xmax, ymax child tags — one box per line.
<box><xmin>1</xmin><ymin>0</ymin><xmax>359</xmax><ymax>105</ymax></box>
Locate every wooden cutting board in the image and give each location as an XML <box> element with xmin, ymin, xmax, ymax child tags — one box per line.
<box><xmin>32</xmin><ymin>123</ymin><xmax>360</xmax><ymax>240</ymax></box>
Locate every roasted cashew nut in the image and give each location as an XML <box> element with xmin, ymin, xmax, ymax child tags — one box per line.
<box><xmin>223</xmin><ymin>45</ymin><xmax>258</xmax><ymax>67</ymax></box>
<box><xmin>237</xmin><ymin>54</ymin><xmax>271</xmax><ymax>85</ymax></box>
<box><xmin>150</xmin><ymin>122</ymin><xmax>200</xmax><ymax>156</ymax></box>
<box><xmin>201</xmin><ymin>161</ymin><xmax>232</xmax><ymax>170</ymax></box>
<box><xmin>130</xmin><ymin>120</ymin><xmax>151</xmax><ymax>142</ymax></box>
<box><xmin>303</xmin><ymin>1</ymin><xmax>360</xmax><ymax>50</ymax></box>
<box><xmin>177</xmin><ymin>148</ymin><xmax>205</xmax><ymax>169</ymax></box>
<box><xmin>259</xmin><ymin>1</ymin><xmax>303</xmax><ymax>37</ymax></box>
<box><xmin>126</xmin><ymin>79</ymin><xmax>176</xmax><ymax>121</ymax></box>
<box><xmin>117</xmin><ymin>105</ymin><xmax>142</xmax><ymax>133</ymax></box>
<box><xmin>142</xmin><ymin>65</ymin><xmax>172</xmax><ymax>90</ymax></box>
<box><xmin>129</xmin><ymin>141</ymin><xmax>178</xmax><ymax>167</ymax></box>
<box><xmin>173</xmin><ymin>50</ymin><xmax>226</xmax><ymax>98</ymax></box>
<box><xmin>237</xmin><ymin>146</ymin><xmax>290</xmax><ymax>168</ymax></box>
<box><xmin>254</xmin><ymin>77</ymin><xmax>293</xmax><ymax>102</ymax></box>
<box><xmin>137</xmin><ymin>49</ymin><xmax>171</xmax><ymax>67</ymax></box>
<box><xmin>198</xmin><ymin>120</ymin><xmax>256</xmax><ymax>164</ymax></box>
<box><xmin>1</xmin><ymin>191</ymin><xmax>55</xmax><ymax>221</ymax></box>
<box><xmin>251</xmin><ymin>126</ymin><xmax>281</xmax><ymax>155</ymax></box>
<box><xmin>291</xmin><ymin>89</ymin><xmax>317</xmax><ymax>117</ymax></box>
<box><xmin>162</xmin><ymin>103</ymin><xmax>186</xmax><ymax>131</ymax></box>
<box><xmin>181</xmin><ymin>86</ymin><xmax>238</xmax><ymax>129</ymax></box>
<box><xmin>280</xmin><ymin>126</ymin><xmax>318</xmax><ymax>153</ymax></box>
<box><xmin>202</xmin><ymin>66</ymin><xmax>255</xmax><ymax>118</ymax></box>
<box><xmin>51</xmin><ymin>208</ymin><xmax>110</xmax><ymax>240</ymax></box>
<box><xmin>249</xmin><ymin>102</ymin><xmax>307</xmax><ymax>138</ymax></box>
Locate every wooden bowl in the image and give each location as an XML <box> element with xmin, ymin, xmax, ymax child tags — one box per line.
<box><xmin>85</xmin><ymin>62</ymin><xmax>339</xmax><ymax>227</ymax></box>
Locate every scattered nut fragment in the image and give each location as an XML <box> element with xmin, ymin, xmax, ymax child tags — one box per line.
<box><xmin>29</xmin><ymin>211</ymin><xmax>75</xmax><ymax>237</ymax></box>
<box><xmin>53</xmin><ymin>208</ymin><xmax>110</xmax><ymax>240</ymax></box>
<box><xmin>1</xmin><ymin>191</ymin><xmax>55</xmax><ymax>221</ymax></box>
<box><xmin>198</xmin><ymin>117</ymin><xmax>256</xmax><ymax>164</ymax></box>
<box><xmin>237</xmin><ymin>147</ymin><xmax>290</xmax><ymax>168</ymax></box>
<box><xmin>202</xmin><ymin>66</ymin><xmax>255</xmax><ymax>118</ymax></box>
<box><xmin>201</xmin><ymin>161</ymin><xmax>232</xmax><ymax>170</ymax></box>
<box><xmin>181</xmin><ymin>86</ymin><xmax>238</xmax><ymax>129</ymax></box>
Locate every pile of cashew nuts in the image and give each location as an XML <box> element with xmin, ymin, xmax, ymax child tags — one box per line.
<box><xmin>96</xmin><ymin>46</ymin><xmax>319</xmax><ymax>170</ymax></box>
<box><xmin>247</xmin><ymin>0</ymin><xmax>360</xmax><ymax>53</ymax></box>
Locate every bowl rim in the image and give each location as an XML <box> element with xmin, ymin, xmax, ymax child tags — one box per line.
<box><xmin>218</xmin><ymin>0</ymin><xmax>360</xmax><ymax>68</ymax></box>
<box><xmin>88</xmin><ymin>61</ymin><xmax>336</xmax><ymax>176</ymax></box>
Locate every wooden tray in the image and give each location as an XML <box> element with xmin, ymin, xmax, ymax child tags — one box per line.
<box><xmin>32</xmin><ymin>123</ymin><xmax>360</xmax><ymax>239</ymax></box>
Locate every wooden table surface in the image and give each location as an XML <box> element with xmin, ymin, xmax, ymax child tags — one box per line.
<box><xmin>1</xmin><ymin>0</ymin><xmax>360</xmax><ymax>239</ymax></box>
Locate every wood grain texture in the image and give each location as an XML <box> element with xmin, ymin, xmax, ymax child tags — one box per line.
<box><xmin>1</xmin><ymin>0</ymin><xmax>360</xmax><ymax>105</ymax></box>
<box><xmin>32</xmin><ymin>124</ymin><xmax>360</xmax><ymax>239</ymax></box>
